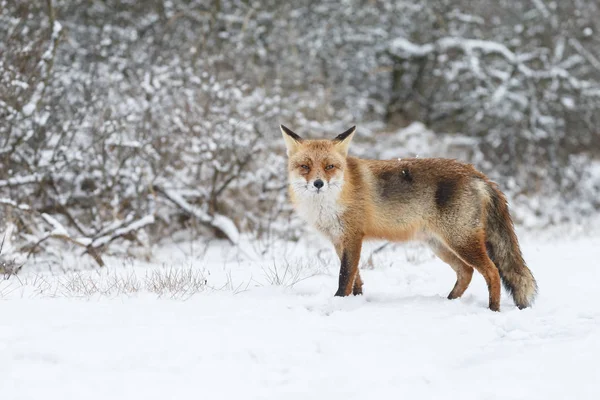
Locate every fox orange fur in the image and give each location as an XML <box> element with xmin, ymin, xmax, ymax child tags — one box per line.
<box><xmin>281</xmin><ymin>124</ymin><xmax>537</xmax><ymax>311</ymax></box>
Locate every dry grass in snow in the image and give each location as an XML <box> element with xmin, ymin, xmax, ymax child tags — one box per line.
<box><xmin>0</xmin><ymin>266</ymin><xmax>208</xmax><ymax>299</ymax></box>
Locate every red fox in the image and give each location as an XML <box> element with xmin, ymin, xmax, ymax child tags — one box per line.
<box><xmin>281</xmin><ymin>125</ymin><xmax>537</xmax><ymax>311</ymax></box>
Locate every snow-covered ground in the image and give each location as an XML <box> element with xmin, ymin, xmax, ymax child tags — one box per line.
<box><xmin>2</xmin><ymin>231</ymin><xmax>600</xmax><ymax>399</ymax></box>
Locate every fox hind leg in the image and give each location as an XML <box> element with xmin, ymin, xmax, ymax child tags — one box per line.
<box><xmin>447</xmin><ymin>235</ymin><xmax>502</xmax><ymax>311</ymax></box>
<box><xmin>447</xmin><ymin>265</ymin><xmax>474</xmax><ymax>300</ymax></box>
<box><xmin>352</xmin><ymin>271</ymin><xmax>363</xmax><ymax>296</ymax></box>
<box><xmin>429</xmin><ymin>239</ymin><xmax>474</xmax><ymax>300</ymax></box>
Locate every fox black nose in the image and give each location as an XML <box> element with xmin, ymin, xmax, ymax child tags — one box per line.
<box><xmin>314</xmin><ymin>179</ymin><xmax>324</xmax><ymax>189</ymax></box>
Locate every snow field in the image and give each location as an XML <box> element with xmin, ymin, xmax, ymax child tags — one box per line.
<box><xmin>1</xmin><ymin>234</ymin><xmax>599</xmax><ymax>399</ymax></box>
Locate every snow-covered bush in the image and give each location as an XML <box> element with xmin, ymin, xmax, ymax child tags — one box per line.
<box><xmin>1</xmin><ymin>0</ymin><xmax>599</xmax><ymax>267</ymax></box>
<box><xmin>381</xmin><ymin>1</ymin><xmax>600</xmax><ymax>220</ymax></box>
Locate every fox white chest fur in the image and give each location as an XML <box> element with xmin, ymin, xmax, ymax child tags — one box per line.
<box><xmin>290</xmin><ymin>177</ymin><xmax>345</xmax><ymax>239</ymax></box>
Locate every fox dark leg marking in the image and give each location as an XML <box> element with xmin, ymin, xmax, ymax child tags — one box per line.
<box><xmin>335</xmin><ymin>242</ymin><xmax>363</xmax><ymax>296</ymax></box>
<box><xmin>448</xmin><ymin>235</ymin><xmax>501</xmax><ymax>311</ymax></box>
<box><xmin>334</xmin><ymin>238</ymin><xmax>362</xmax><ymax>297</ymax></box>
<box><xmin>335</xmin><ymin>252</ymin><xmax>351</xmax><ymax>297</ymax></box>
<box><xmin>435</xmin><ymin>179</ymin><xmax>457</xmax><ymax>208</ymax></box>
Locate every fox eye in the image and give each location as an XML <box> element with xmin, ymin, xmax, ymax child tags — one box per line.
<box><xmin>300</xmin><ymin>165</ymin><xmax>310</xmax><ymax>170</ymax></box>
<box><xmin>325</xmin><ymin>164</ymin><xmax>335</xmax><ymax>170</ymax></box>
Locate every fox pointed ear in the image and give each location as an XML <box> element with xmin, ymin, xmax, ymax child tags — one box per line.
<box><xmin>280</xmin><ymin>125</ymin><xmax>303</xmax><ymax>156</ymax></box>
<box><xmin>333</xmin><ymin>126</ymin><xmax>356</xmax><ymax>156</ymax></box>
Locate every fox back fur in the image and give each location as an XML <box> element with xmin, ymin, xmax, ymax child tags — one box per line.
<box><xmin>281</xmin><ymin>125</ymin><xmax>537</xmax><ymax>311</ymax></box>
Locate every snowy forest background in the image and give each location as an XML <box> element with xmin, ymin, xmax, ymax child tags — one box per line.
<box><xmin>2</xmin><ymin>0</ymin><xmax>600</xmax><ymax>270</ymax></box>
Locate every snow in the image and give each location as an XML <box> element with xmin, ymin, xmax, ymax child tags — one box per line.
<box><xmin>158</xmin><ymin>187</ymin><xmax>240</xmax><ymax>244</ymax></box>
<box><xmin>41</xmin><ymin>213</ymin><xmax>69</xmax><ymax>236</ymax></box>
<box><xmin>91</xmin><ymin>214</ymin><xmax>155</xmax><ymax>248</ymax></box>
<box><xmin>389</xmin><ymin>37</ymin><xmax>434</xmax><ymax>57</ymax></box>
<box><xmin>389</xmin><ymin>36</ymin><xmax>518</xmax><ymax>62</ymax></box>
<box><xmin>212</xmin><ymin>214</ymin><xmax>241</xmax><ymax>244</ymax></box>
<box><xmin>20</xmin><ymin>20</ymin><xmax>62</xmax><ymax>117</ymax></box>
<box><xmin>0</xmin><ymin>198</ymin><xmax>30</xmax><ymax>210</ymax></box>
<box><xmin>531</xmin><ymin>0</ymin><xmax>551</xmax><ymax>18</ymax></box>
<box><xmin>52</xmin><ymin>20</ymin><xmax>63</xmax><ymax>39</ymax></box>
<box><xmin>0</xmin><ymin>173</ymin><xmax>42</xmax><ymax>188</ymax></box>
<box><xmin>561</xmin><ymin>96</ymin><xmax>575</xmax><ymax>109</ymax></box>
<box><xmin>1</xmin><ymin>233</ymin><xmax>600</xmax><ymax>399</ymax></box>
<box><xmin>21</xmin><ymin>93</ymin><xmax>40</xmax><ymax>116</ymax></box>
<box><xmin>568</xmin><ymin>38</ymin><xmax>600</xmax><ymax>71</ymax></box>
<box><xmin>388</xmin><ymin>34</ymin><xmax>600</xmax><ymax>97</ymax></box>
<box><xmin>438</xmin><ymin>37</ymin><xmax>518</xmax><ymax>63</ymax></box>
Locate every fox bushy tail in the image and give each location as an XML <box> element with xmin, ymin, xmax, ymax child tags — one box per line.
<box><xmin>485</xmin><ymin>183</ymin><xmax>538</xmax><ymax>309</ymax></box>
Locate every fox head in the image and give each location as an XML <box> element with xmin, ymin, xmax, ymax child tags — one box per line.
<box><xmin>280</xmin><ymin>125</ymin><xmax>355</xmax><ymax>197</ymax></box>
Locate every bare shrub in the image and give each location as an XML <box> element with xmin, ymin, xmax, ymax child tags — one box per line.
<box><xmin>0</xmin><ymin>266</ymin><xmax>207</xmax><ymax>299</ymax></box>
<box><xmin>0</xmin><ymin>231</ymin><xmax>23</xmax><ymax>278</ymax></box>
<box><xmin>261</xmin><ymin>258</ymin><xmax>325</xmax><ymax>288</ymax></box>
<box><xmin>2</xmin><ymin>0</ymin><xmax>599</xmax><ymax>270</ymax></box>
<box><xmin>144</xmin><ymin>267</ymin><xmax>208</xmax><ymax>298</ymax></box>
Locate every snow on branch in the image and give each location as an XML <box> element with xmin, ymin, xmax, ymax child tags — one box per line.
<box><xmin>388</xmin><ymin>35</ymin><xmax>600</xmax><ymax>94</ymax></box>
<box><xmin>0</xmin><ymin>198</ymin><xmax>31</xmax><ymax>211</ymax></box>
<box><xmin>90</xmin><ymin>215</ymin><xmax>155</xmax><ymax>248</ymax></box>
<box><xmin>0</xmin><ymin>174</ymin><xmax>43</xmax><ymax>188</ymax></box>
<box><xmin>21</xmin><ymin>2</ymin><xmax>63</xmax><ymax>117</ymax></box>
<box><xmin>41</xmin><ymin>213</ymin><xmax>69</xmax><ymax>236</ymax></box>
<box><xmin>27</xmin><ymin>214</ymin><xmax>105</xmax><ymax>267</ymax></box>
<box><xmin>388</xmin><ymin>37</ymin><xmax>434</xmax><ymax>58</ymax></box>
<box><xmin>27</xmin><ymin>213</ymin><xmax>156</xmax><ymax>268</ymax></box>
<box><xmin>155</xmin><ymin>186</ymin><xmax>240</xmax><ymax>245</ymax></box>
<box><xmin>568</xmin><ymin>38</ymin><xmax>600</xmax><ymax>72</ymax></box>
<box><xmin>390</xmin><ymin>36</ymin><xmax>521</xmax><ymax>64</ymax></box>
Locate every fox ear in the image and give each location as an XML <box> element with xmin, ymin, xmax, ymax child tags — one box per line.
<box><xmin>333</xmin><ymin>126</ymin><xmax>356</xmax><ymax>156</ymax></box>
<box><xmin>280</xmin><ymin>125</ymin><xmax>303</xmax><ymax>156</ymax></box>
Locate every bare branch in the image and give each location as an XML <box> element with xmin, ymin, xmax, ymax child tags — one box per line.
<box><xmin>0</xmin><ymin>174</ymin><xmax>43</xmax><ymax>188</ymax></box>
<box><xmin>154</xmin><ymin>185</ymin><xmax>239</xmax><ymax>245</ymax></box>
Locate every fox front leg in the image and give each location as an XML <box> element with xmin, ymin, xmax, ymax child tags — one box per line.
<box><xmin>334</xmin><ymin>237</ymin><xmax>363</xmax><ymax>297</ymax></box>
